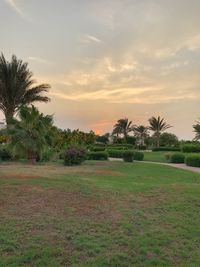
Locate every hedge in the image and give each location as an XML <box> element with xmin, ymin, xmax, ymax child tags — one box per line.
<box><xmin>89</xmin><ymin>146</ymin><xmax>106</xmax><ymax>152</ymax></box>
<box><xmin>0</xmin><ymin>147</ymin><xmax>12</xmax><ymax>161</ymax></box>
<box><xmin>170</xmin><ymin>153</ymin><xmax>185</xmax><ymax>163</ymax></box>
<box><xmin>152</xmin><ymin>147</ymin><xmax>180</xmax><ymax>152</ymax></box>
<box><xmin>107</xmin><ymin>149</ymin><xmax>124</xmax><ymax>158</ymax></box>
<box><xmin>185</xmin><ymin>154</ymin><xmax>200</xmax><ymax>167</ymax></box>
<box><xmin>123</xmin><ymin>150</ymin><xmax>134</xmax><ymax>162</ymax></box>
<box><xmin>87</xmin><ymin>151</ymin><xmax>108</xmax><ymax>160</ymax></box>
<box><xmin>182</xmin><ymin>144</ymin><xmax>200</xmax><ymax>153</ymax></box>
<box><xmin>133</xmin><ymin>151</ymin><xmax>144</xmax><ymax>161</ymax></box>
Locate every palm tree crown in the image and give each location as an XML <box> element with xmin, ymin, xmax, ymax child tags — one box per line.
<box><xmin>193</xmin><ymin>120</ymin><xmax>200</xmax><ymax>141</ymax></box>
<box><xmin>0</xmin><ymin>53</ymin><xmax>50</xmax><ymax>124</ymax></box>
<box><xmin>134</xmin><ymin>125</ymin><xmax>149</xmax><ymax>145</ymax></box>
<box><xmin>148</xmin><ymin>116</ymin><xmax>171</xmax><ymax>147</ymax></box>
<box><xmin>112</xmin><ymin>118</ymin><xmax>133</xmax><ymax>139</ymax></box>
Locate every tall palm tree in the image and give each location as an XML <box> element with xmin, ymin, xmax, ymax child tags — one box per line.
<box><xmin>193</xmin><ymin>120</ymin><xmax>200</xmax><ymax>141</ymax></box>
<box><xmin>148</xmin><ymin>116</ymin><xmax>171</xmax><ymax>147</ymax></box>
<box><xmin>112</xmin><ymin>118</ymin><xmax>133</xmax><ymax>141</ymax></box>
<box><xmin>0</xmin><ymin>53</ymin><xmax>50</xmax><ymax>124</ymax></box>
<box><xmin>7</xmin><ymin>105</ymin><xmax>53</xmax><ymax>162</ymax></box>
<box><xmin>134</xmin><ymin>125</ymin><xmax>149</xmax><ymax>146</ymax></box>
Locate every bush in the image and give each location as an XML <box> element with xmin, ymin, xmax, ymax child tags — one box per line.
<box><xmin>87</xmin><ymin>151</ymin><xmax>108</xmax><ymax>160</ymax></box>
<box><xmin>107</xmin><ymin>149</ymin><xmax>124</xmax><ymax>158</ymax></box>
<box><xmin>152</xmin><ymin>147</ymin><xmax>180</xmax><ymax>152</ymax></box>
<box><xmin>133</xmin><ymin>151</ymin><xmax>144</xmax><ymax>161</ymax></box>
<box><xmin>170</xmin><ymin>153</ymin><xmax>185</xmax><ymax>163</ymax></box>
<box><xmin>64</xmin><ymin>146</ymin><xmax>86</xmax><ymax>166</ymax></box>
<box><xmin>165</xmin><ymin>153</ymin><xmax>172</xmax><ymax>161</ymax></box>
<box><xmin>89</xmin><ymin>146</ymin><xmax>106</xmax><ymax>152</ymax></box>
<box><xmin>0</xmin><ymin>147</ymin><xmax>12</xmax><ymax>161</ymax></box>
<box><xmin>123</xmin><ymin>150</ymin><xmax>134</xmax><ymax>162</ymax></box>
<box><xmin>137</xmin><ymin>145</ymin><xmax>147</xmax><ymax>150</ymax></box>
<box><xmin>107</xmin><ymin>144</ymin><xmax>133</xmax><ymax>149</ymax></box>
<box><xmin>182</xmin><ymin>144</ymin><xmax>200</xmax><ymax>153</ymax></box>
<box><xmin>185</xmin><ymin>155</ymin><xmax>200</xmax><ymax>167</ymax></box>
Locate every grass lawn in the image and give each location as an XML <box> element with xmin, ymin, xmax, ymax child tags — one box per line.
<box><xmin>143</xmin><ymin>151</ymin><xmax>168</xmax><ymax>163</ymax></box>
<box><xmin>0</xmin><ymin>161</ymin><xmax>200</xmax><ymax>266</ymax></box>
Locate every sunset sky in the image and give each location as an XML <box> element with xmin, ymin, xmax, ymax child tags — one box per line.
<box><xmin>0</xmin><ymin>0</ymin><xmax>200</xmax><ymax>139</ymax></box>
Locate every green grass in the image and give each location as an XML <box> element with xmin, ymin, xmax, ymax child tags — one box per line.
<box><xmin>0</xmin><ymin>161</ymin><xmax>200</xmax><ymax>266</ymax></box>
<box><xmin>143</xmin><ymin>151</ymin><xmax>168</xmax><ymax>162</ymax></box>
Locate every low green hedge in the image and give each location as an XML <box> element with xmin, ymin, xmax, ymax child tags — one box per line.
<box><xmin>185</xmin><ymin>154</ymin><xmax>200</xmax><ymax>167</ymax></box>
<box><xmin>87</xmin><ymin>151</ymin><xmax>108</xmax><ymax>160</ymax></box>
<box><xmin>107</xmin><ymin>149</ymin><xmax>124</xmax><ymax>158</ymax></box>
<box><xmin>123</xmin><ymin>150</ymin><xmax>134</xmax><ymax>162</ymax></box>
<box><xmin>133</xmin><ymin>151</ymin><xmax>144</xmax><ymax>161</ymax></box>
<box><xmin>182</xmin><ymin>144</ymin><xmax>200</xmax><ymax>153</ymax></box>
<box><xmin>170</xmin><ymin>153</ymin><xmax>185</xmax><ymax>163</ymax></box>
<box><xmin>152</xmin><ymin>147</ymin><xmax>180</xmax><ymax>152</ymax></box>
<box><xmin>107</xmin><ymin>144</ymin><xmax>133</xmax><ymax>149</ymax></box>
<box><xmin>89</xmin><ymin>146</ymin><xmax>106</xmax><ymax>152</ymax></box>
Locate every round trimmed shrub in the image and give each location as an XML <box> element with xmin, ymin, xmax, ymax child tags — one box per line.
<box><xmin>182</xmin><ymin>144</ymin><xmax>200</xmax><ymax>153</ymax></box>
<box><xmin>185</xmin><ymin>155</ymin><xmax>200</xmax><ymax>167</ymax></box>
<box><xmin>133</xmin><ymin>151</ymin><xmax>144</xmax><ymax>161</ymax></box>
<box><xmin>123</xmin><ymin>150</ymin><xmax>134</xmax><ymax>162</ymax></box>
<box><xmin>87</xmin><ymin>151</ymin><xmax>108</xmax><ymax>160</ymax></box>
<box><xmin>64</xmin><ymin>146</ymin><xmax>86</xmax><ymax>166</ymax></box>
<box><xmin>170</xmin><ymin>153</ymin><xmax>185</xmax><ymax>163</ymax></box>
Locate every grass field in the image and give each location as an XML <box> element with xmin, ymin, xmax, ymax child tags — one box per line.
<box><xmin>143</xmin><ymin>151</ymin><xmax>167</xmax><ymax>162</ymax></box>
<box><xmin>0</xmin><ymin>161</ymin><xmax>200</xmax><ymax>266</ymax></box>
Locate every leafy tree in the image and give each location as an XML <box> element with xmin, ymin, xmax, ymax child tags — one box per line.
<box><xmin>148</xmin><ymin>116</ymin><xmax>171</xmax><ymax>147</ymax></box>
<box><xmin>0</xmin><ymin>53</ymin><xmax>50</xmax><ymax>124</ymax></box>
<box><xmin>160</xmin><ymin>132</ymin><xmax>179</xmax><ymax>147</ymax></box>
<box><xmin>193</xmin><ymin>120</ymin><xmax>200</xmax><ymax>141</ymax></box>
<box><xmin>7</xmin><ymin>105</ymin><xmax>53</xmax><ymax>162</ymax></box>
<box><xmin>96</xmin><ymin>133</ymin><xmax>110</xmax><ymax>144</ymax></box>
<box><xmin>112</xmin><ymin>118</ymin><xmax>134</xmax><ymax>141</ymax></box>
<box><xmin>134</xmin><ymin>125</ymin><xmax>149</xmax><ymax>146</ymax></box>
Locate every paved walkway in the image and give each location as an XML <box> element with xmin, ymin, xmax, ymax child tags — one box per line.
<box><xmin>109</xmin><ymin>158</ymin><xmax>200</xmax><ymax>174</ymax></box>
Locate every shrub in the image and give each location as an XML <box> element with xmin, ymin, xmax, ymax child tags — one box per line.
<box><xmin>137</xmin><ymin>145</ymin><xmax>147</xmax><ymax>150</ymax></box>
<box><xmin>87</xmin><ymin>151</ymin><xmax>108</xmax><ymax>160</ymax></box>
<box><xmin>123</xmin><ymin>150</ymin><xmax>134</xmax><ymax>162</ymax></box>
<box><xmin>170</xmin><ymin>153</ymin><xmax>185</xmax><ymax>163</ymax></box>
<box><xmin>152</xmin><ymin>147</ymin><xmax>180</xmax><ymax>152</ymax></box>
<box><xmin>133</xmin><ymin>151</ymin><xmax>144</xmax><ymax>161</ymax></box>
<box><xmin>182</xmin><ymin>144</ymin><xmax>200</xmax><ymax>153</ymax></box>
<box><xmin>0</xmin><ymin>147</ymin><xmax>12</xmax><ymax>161</ymax></box>
<box><xmin>185</xmin><ymin>155</ymin><xmax>200</xmax><ymax>167</ymax></box>
<box><xmin>107</xmin><ymin>149</ymin><xmax>124</xmax><ymax>158</ymax></box>
<box><xmin>89</xmin><ymin>146</ymin><xmax>106</xmax><ymax>152</ymax></box>
<box><xmin>107</xmin><ymin>144</ymin><xmax>133</xmax><ymax>149</ymax></box>
<box><xmin>165</xmin><ymin>153</ymin><xmax>172</xmax><ymax>161</ymax></box>
<box><xmin>64</xmin><ymin>146</ymin><xmax>86</xmax><ymax>166</ymax></box>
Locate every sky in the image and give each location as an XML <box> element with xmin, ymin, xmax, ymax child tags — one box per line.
<box><xmin>0</xmin><ymin>0</ymin><xmax>200</xmax><ymax>139</ymax></box>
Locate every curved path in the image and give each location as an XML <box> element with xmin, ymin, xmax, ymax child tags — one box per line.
<box><xmin>109</xmin><ymin>158</ymin><xmax>200</xmax><ymax>174</ymax></box>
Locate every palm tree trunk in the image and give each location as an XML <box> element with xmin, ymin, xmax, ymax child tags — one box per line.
<box><xmin>5</xmin><ymin>109</ymin><xmax>14</xmax><ymax>125</ymax></box>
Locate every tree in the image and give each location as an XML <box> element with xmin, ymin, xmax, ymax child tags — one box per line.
<box><xmin>193</xmin><ymin>120</ymin><xmax>200</xmax><ymax>141</ymax></box>
<box><xmin>112</xmin><ymin>118</ymin><xmax>133</xmax><ymax>141</ymax></box>
<box><xmin>7</xmin><ymin>105</ymin><xmax>53</xmax><ymax>162</ymax></box>
<box><xmin>133</xmin><ymin>125</ymin><xmax>149</xmax><ymax>146</ymax></box>
<box><xmin>160</xmin><ymin>132</ymin><xmax>179</xmax><ymax>147</ymax></box>
<box><xmin>148</xmin><ymin>116</ymin><xmax>171</xmax><ymax>147</ymax></box>
<box><xmin>0</xmin><ymin>53</ymin><xmax>50</xmax><ymax>124</ymax></box>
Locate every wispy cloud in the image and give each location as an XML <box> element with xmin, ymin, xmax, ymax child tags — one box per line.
<box><xmin>79</xmin><ymin>34</ymin><xmax>102</xmax><ymax>44</ymax></box>
<box><xmin>28</xmin><ymin>56</ymin><xmax>51</xmax><ymax>65</ymax></box>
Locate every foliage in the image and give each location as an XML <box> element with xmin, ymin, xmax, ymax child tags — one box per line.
<box><xmin>148</xmin><ymin>116</ymin><xmax>171</xmax><ymax>147</ymax></box>
<box><xmin>87</xmin><ymin>151</ymin><xmax>108</xmax><ymax>160</ymax></box>
<box><xmin>152</xmin><ymin>147</ymin><xmax>180</xmax><ymax>152</ymax></box>
<box><xmin>6</xmin><ymin>105</ymin><xmax>54</xmax><ymax>162</ymax></box>
<box><xmin>125</xmin><ymin>136</ymin><xmax>137</xmax><ymax>145</ymax></box>
<box><xmin>133</xmin><ymin>151</ymin><xmax>144</xmax><ymax>161</ymax></box>
<box><xmin>160</xmin><ymin>132</ymin><xmax>179</xmax><ymax>147</ymax></box>
<box><xmin>89</xmin><ymin>146</ymin><xmax>106</xmax><ymax>152</ymax></box>
<box><xmin>193</xmin><ymin>120</ymin><xmax>200</xmax><ymax>141</ymax></box>
<box><xmin>95</xmin><ymin>133</ymin><xmax>109</xmax><ymax>144</ymax></box>
<box><xmin>0</xmin><ymin>134</ymin><xmax>8</xmax><ymax>144</ymax></box>
<box><xmin>64</xmin><ymin>146</ymin><xmax>86</xmax><ymax>166</ymax></box>
<box><xmin>123</xmin><ymin>150</ymin><xmax>134</xmax><ymax>162</ymax></box>
<box><xmin>137</xmin><ymin>145</ymin><xmax>147</xmax><ymax>150</ymax></box>
<box><xmin>185</xmin><ymin>154</ymin><xmax>200</xmax><ymax>167</ymax></box>
<box><xmin>0</xmin><ymin>53</ymin><xmax>50</xmax><ymax>124</ymax></box>
<box><xmin>134</xmin><ymin>125</ymin><xmax>149</xmax><ymax>146</ymax></box>
<box><xmin>107</xmin><ymin>149</ymin><xmax>124</xmax><ymax>158</ymax></box>
<box><xmin>112</xmin><ymin>118</ymin><xmax>133</xmax><ymax>140</ymax></box>
<box><xmin>170</xmin><ymin>153</ymin><xmax>185</xmax><ymax>163</ymax></box>
<box><xmin>182</xmin><ymin>144</ymin><xmax>200</xmax><ymax>153</ymax></box>
<box><xmin>0</xmin><ymin>146</ymin><xmax>12</xmax><ymax>161</ymax></box>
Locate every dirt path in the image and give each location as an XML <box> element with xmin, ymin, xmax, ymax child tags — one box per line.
<box><xmin>109</xmin><ymin>158</ymin><xmax>200</xmax><ymax>174</ymax></box>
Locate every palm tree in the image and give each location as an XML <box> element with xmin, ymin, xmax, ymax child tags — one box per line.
<box><xmin>112</xmin><ymin>118</ymin><xmax>133</xmax><ymax>141</ymax></box>
<box><xmin>7</xmin><ymin>105</ymin><xmax>53</xmax><ymax>162</ymax></box>
<box><xmin>134</xmin><ymin>125</ymin><xmax>149</xmax><ymax>146</ymax></box>
<box><xmin>0</xmin><ymin>53</ymin><xmax>50</xmax><ymax>124</ymax></box>
<box><xmin>193</xmin><ymin>120</ymin><xmax>200</xmax><ymax>140</ymax></box>
<box><xmin>148</xmin><ymin>116</ymin><xmax>171</xmax><ymax>147</ymax></box>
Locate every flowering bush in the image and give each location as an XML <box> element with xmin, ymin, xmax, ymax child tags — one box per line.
<box><xmin>64</xmin><ymin>146</ymin><xmax>86</xmax><ymax>166</ymax></box>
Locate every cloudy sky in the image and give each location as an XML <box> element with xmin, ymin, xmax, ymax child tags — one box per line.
<box><xmin>0</xmin><ymin>0</ymin><xmax>200</xmax><ymax>139</ymax></box>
